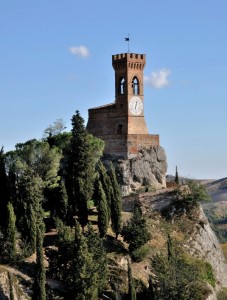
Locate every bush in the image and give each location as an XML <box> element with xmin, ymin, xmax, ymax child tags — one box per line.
<box><xmin>131</xmin><ymin>245</ymin><xmax>149</xmax><ymax>262</ymax></box>
<box><xmin>182</xmin><ymin>180</ymin><xmax>211</xmax><ymax>205</ymax></box>
<box><xmin>182</xmin><ymin>254</ymin><xmax>216</xmax><ymax>287</ymax></box>
<box><xmin>121</xmin><ymin>202</ymin><xmax>151</xmax><ymax>253</ymax></box>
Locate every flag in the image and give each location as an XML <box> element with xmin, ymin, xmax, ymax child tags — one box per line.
<box><xmin>125</xmin><ymin>38</ymin><xmax>129</xmax><ymax>41</ymax></box>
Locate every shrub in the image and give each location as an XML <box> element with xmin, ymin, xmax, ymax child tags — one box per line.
<box><xmin>181</xmin><ymin>180</ymin><xmax>211</xmax><ymax>205</ymax></box>
<box><xmin>121</xmin><ymin>202</ymin><xmax>150</xmax><ymax>253</ymax></box>
<box><xmin>131</xmin><ymin>245</ymin><xmax>149</xmax><ymax>262</ymax></box>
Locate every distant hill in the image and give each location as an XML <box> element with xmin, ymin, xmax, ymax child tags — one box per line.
<box><xmin>166</xmin><ymin>175</ymin><xmax>227</xmax><ymax>203</ymax></box>
<box><xmin>204</xmin><ymin>177</ymin><xmax>227</xmax><ymax>202</ymax></box>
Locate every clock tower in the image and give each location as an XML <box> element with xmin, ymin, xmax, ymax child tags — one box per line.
<box><xmin>112</xmin><ymin>53</ymin><xmax>149</xmax><ymax>135</ymax></box>
<box><xmin>87</xmin><ymin>52</ymin><xmax>159</xmax><ymax>158</ymax></box>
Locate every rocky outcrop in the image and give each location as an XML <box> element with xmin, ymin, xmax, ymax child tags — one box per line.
<box><xmin>184</xmin><ymin>208</ymin><xmax>227</xmax><ymax>289</ymax></box>
<box><xmin>121</xmin><ymin>188</ymin><xmax>227</xmax><ymax>298</ymax></box>
<box><xmin>104</xmin><ymin>146</ymin><xmax>167</xmax><ymax>196</ymax></box>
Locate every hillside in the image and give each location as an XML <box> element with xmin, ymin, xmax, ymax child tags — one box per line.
<box><xmin>204</xmin><ymin>178</ymin><xmax>227</xmax><ymax>202</ymax></box>
<box><xmin>2</xmin><ymin>186</ymin><xmax>227</xmax><ymax>299</ymax></box>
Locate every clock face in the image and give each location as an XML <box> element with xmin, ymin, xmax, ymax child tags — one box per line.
<box><xmin>129</xmin><ymin>96</ymin><xmax>143</xmax><ymax>116</ymax></box>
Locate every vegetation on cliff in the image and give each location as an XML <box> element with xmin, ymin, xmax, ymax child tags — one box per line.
<box><xmin>0</xmin><ymin>111</ymin><xmax>223</xmax><ymax>300</ymax></box>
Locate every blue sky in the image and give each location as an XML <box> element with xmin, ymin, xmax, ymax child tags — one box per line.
<box><xmin>1</xmin><ymin>0</ymin><xmax>227</xmax><ymax>179</ymax></box>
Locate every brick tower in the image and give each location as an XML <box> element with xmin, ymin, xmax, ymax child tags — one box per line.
<box><xmin>86</xmin><ymin>53</ymin><xmax>159</xmax><ymax>158</ymax></box>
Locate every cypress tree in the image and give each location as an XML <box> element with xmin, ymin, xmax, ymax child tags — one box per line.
<box><xmin>0</xmin><ymin>147</ymin><xmax>10</xmax><ymax>229</ymax></box>
<box><xmin>68</xmin><ymin>111</ymin><xmax>94</xmax><ymax>229</ymax></box>
<box><xmin>121</xmin><ymin>201</ymin><xmax>150</xmax><ymax>254</ymax></box>
<box><xmin>128</xmin><ymin>259</ymin><xmax>136</xmax><ymax>300</ymax></box>
<box><xmin>18</xmin><ymin>170</ymin><xmax>45</xmax><ymax>252</ymax></box>
<box><xmin>85</xmin><ymin>223</ymin><xmax>107</xmax><ymax>293</ymax></box>
<box><xmin>51</xmin><ymin>178</ymin><xmax>68</xmax><ymax>222</ymax></box>
<box><xmin>97</xmin><ymin>161</ymin><xmax>112</xmax><ymax>222</ymax></box>
<box><xmin>175</xmin><ymin>166</ymin><xmax>179</xmax><ymax>185</ymax></box>
<box><xmin>109</xmin><ymin>162</ymin><xmax>122</xmax><ymax>239</ymax></box>
<box><xmin>26</xmin><ymin>204</ymin><xmax>37</xmax><ymax>255</ymax></box>
<box><xmin>167</xmin><ymin>233</ymin><xmax>174</xmax><ymax>261</ymax></box>
<box><xmin>8</xmin><ymin>272</ymin><xmax>15</xmax><ymax>300</ymax></box>
<box><xmin>6</xmin><ymin>202</ymin><xmax>16</xmax><ymax>261</ymax></box>
<box><xmin>72</xmin><ymin>220</ymin><xmax>98</xmax><ymax>300</ymax></box>
<box><xmin>32</xmin><ymin>226</ymin><xmax>46</xmax><ymax>300</ymax></box>
<box><xmin>97</xmin><ymin>181</ymin><xmax>109</xmax><ymax>237</ymax></box>
<box><xmin>147</xmin><ymin>276</ymin><xmax>156</xmax><ymax>300</ymax></box>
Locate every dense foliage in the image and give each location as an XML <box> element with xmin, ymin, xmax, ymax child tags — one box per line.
<box><xmin>0</xmin><ymin>112</ymin><xmax>218</xmax><ymax>300</ymax></box>
<box><xmin>149</xmin><ymin>236</ymin><xmax>215</xmax><ymax>300</ymax></box>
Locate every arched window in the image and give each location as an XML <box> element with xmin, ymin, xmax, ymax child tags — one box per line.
<box><xmin>132</xmin><ymin>77</ymin><xmax>139</xmax><ymax>95</ymax></box>
<box><xmin>119</xmin><ymin>77</ymin><xmax>125</xmax><ymax>95</ymax></box>
<box><xmin>117</xmin><ymin>124</ymin><xmax>123</xmax><ymax>134</ymax></box>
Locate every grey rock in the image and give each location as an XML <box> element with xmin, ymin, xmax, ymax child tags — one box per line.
<box><xmin>114</xmin><ymin>146</ymin><xmax>167</xmax><ymax>196</ymax></box>
<box><xmin>184</xmin><ymin>207</ymin><xmax>227</xmax><ymax>291</ymax></box>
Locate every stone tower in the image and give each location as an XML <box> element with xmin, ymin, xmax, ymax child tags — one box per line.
<box><xmin>87</xmin><ymin>53</ymin><xmax>159</xmax><ymax>158</ymax></box>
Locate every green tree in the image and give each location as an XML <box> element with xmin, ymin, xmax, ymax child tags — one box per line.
<box><xmin>32</xmin><ymin>226</ymin><xmax>46</xmax><ymax>300</ymax></box>
<box><xmin>8</xmin><ymin>272</ymin><xmax>15</xmax><ymax>300</ymax></box>
<box><xmin>4</xmin><ymin>139</ymin><xmax>61</xmax><ymax>235</ymax></box>
<box><xmin>0</xmin><ymin>147</ymin><xmax>10</xmax><ymax>230</ymax></box>
<box><xmin>150</xmin><ymin>254</ymin><xmax>205</xmax><ymax>300</ymax></box>
<box><xmin>128</xmin><ymin>259</ymin><xmax>136</xmax><ymax>300</ymax></box>
<box><xmin>147</xmin><ymin>277</ymin><xmax>156</xmax><ymax>300</ymax></box>
<box><xmin>14</xmin><ymin>139</ymin><xmax>61</xmax><ymax>187</ymax></box>
<box><xmin>97</xmin><ymin>181</ymin><xmax>109</xmax><ymax>237</ymax></box>
<box><xmin>49</xmin><ymin>177</ymin><xmax>68</xmax><ymax>222</ymax></box>
<box><xmin>177</xmin><ymin>180</ymin><xmax>211</xmax><ymax>210</ymax></box>
<box><xmin>149</xmin><ymin>237</ymin><xmax>212</xmax><ymax>300</ymax></box>
<box><xmin>122</xmin><ymin>201</ymin><xmax>150</xmax><ymax>254</ymax></box>
<box><xmin>17</xmin><ymin>170</ymin><xmax>45</xmax><ymax>254</ymax></box>
<box><xmin>174</xmin><ymin>166</ymin><xmax>179</xmax><ymax>185</ymax></box>
<box><xmin>67</xmin><ymin>111</ymin><xmax>103</xmax><ymax>229</ymax></box>
<box><xmin>71</xmin><ymin>220</ymin><xmax>98</xmax><ymax>299</ymax></box>
<box><xmin>96</xmin><ymin>161</ymin><xmax>112</xmax><ymax>220</ymax></box>
<box><xmin>48</xmin><ymin>219</ymin><xmax>74</xmax><ymax>281</ymax></box>
<box><xmin>6</xmin><ymin>202</ymin><xmax>16</xmax><ymax>261</ymax></box>
<box><xmin>25</xmin><ymin>204</ymin><xmax>37</xmax><ymax>255</ymax></box>
<box><xmin>85</xmin><ymin>223</ymin><xmax>107</xmax><ymax>293</ymax></box>
<box><xmin>109</xmin><ymin>162</ymin><xmax>122</xmax><ymax>238</ymax></box>
<box><xmin>167</xmin><ymin>233</ymin><xmax>174</xmax><ymax>260</ymax></box>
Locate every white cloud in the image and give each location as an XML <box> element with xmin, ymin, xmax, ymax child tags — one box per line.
<box><xmin>69</xmin><ymin>45</ymin><xmax>90</xmax><ymax>58</ymax></box>
<box><xmin>144</xmin><ymin>69</ymin><xmax>171</xmax><ymax>89</ymax></box>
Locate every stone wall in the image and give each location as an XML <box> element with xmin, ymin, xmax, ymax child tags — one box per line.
<box><xmin>122</xmin><ymin>187</ymin><xmax>176</xmax><ymax>212</ymax></box>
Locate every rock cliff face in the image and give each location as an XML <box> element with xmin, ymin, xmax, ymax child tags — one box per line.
<box><xmin>104</xmin><ymin>146</ymin><xmax>167</xmax><ymax>196</ymax></box>
<box><xmin>121</xmin><ymin>189</ymin><xmax>227</xmax><ymax>299</ymax></box>
<box><xmin>184</xmin><ymin>208</ymin><xmax>227</xmax><ymax>289</ymax></box>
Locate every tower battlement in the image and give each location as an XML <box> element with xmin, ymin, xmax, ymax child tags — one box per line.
<box><xmin>112</xmin><ymin>53</ymin><xmax>146</xmax><ymax>71</ymax></box>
